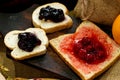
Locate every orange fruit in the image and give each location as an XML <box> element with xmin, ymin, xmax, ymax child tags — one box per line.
<box><xmin>112</xmin><ymin>15</ymin><xmax>120</xmax><ymax>44</ymax></box>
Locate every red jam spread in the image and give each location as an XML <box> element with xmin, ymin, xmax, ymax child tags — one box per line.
<box><xmin>60</xmin><ymin>26</ymin><xmax>113</xmax><ymax>74</ymax></box>
<box><xmin>73</xmin><ymin>36</ymin><xmax>107</xmax><ymax>64</ymax></box>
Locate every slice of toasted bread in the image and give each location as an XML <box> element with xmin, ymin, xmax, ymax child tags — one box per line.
<box><xmin>49</xmin><ymin>21</ymin><xmax>120</xmax><ymax>80</ymax></box>
<box><xmin>32</xmin><ymin>2</ymin><xmax>73</xmax><ymax>33</ymax></box>
<box><xmin>4</xmin><ymin>28</ymin><xmax>49</xmax><ymax>60</ymax></box>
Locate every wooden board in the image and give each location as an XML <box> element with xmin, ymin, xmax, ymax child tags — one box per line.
<box><xmin>1</xmin><ymin>3</ymin><xmax>120</xmax><ymax>80</ymax></box>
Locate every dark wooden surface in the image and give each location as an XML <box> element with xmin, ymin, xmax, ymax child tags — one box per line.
<box><xmin>0</xmin><ymin>2</ymin><xmax>81</xmax><ymax>80</ymax></box>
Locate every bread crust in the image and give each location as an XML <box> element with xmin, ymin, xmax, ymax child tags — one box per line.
<box><xmin>32</xmin><ymin>2</ymin><xmax>73</xmax><ymax>33</ymax></box>
<box><xmin>50</xmin><ymin>21</ymin><xmax>120</xmax><ymax>80</ymax></box>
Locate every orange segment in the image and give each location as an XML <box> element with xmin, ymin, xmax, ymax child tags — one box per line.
<box><xmin>112</xmin><ymin>15</ymin><xmax>120</xmax><ymax>44</ymax></box>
